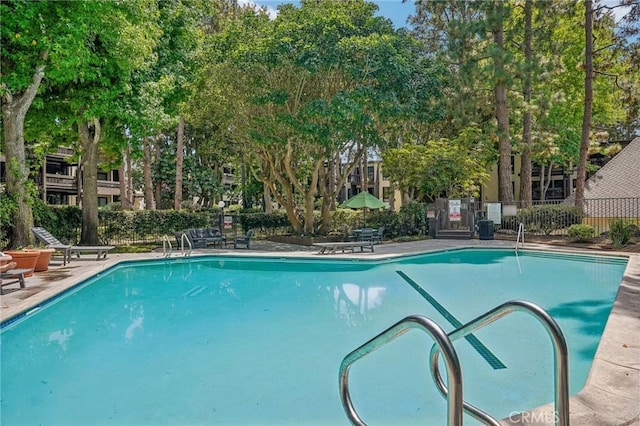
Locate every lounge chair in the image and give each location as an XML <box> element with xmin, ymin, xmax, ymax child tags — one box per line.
<box><xmin>32</xmin><ymin>227</ymin><xmax>114</xmax><ymax>263</ymax></box>
<box><xmin>0</xmin><ymin>261</ymin><xmax>29</xmax><ymax>291</ymax></box>
<box><xmin>233</xmin><ymin>229</ymin><xmax>254</xmax><ymax>249</ymax></box>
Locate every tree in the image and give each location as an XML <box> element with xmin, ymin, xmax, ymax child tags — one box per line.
<box><xmin>486</xmin><ymin>2</ymin><xmax>516</xmax><ymax>204</ymax></box>
<box><xmin>1</xmin><ymin>1</ymin><xmax>101</xmax><ymax>247</ymax></box>
<box><xmin>382</xmin><ymin>128</ymin><xmax>491</xmax><ymax>202</ymax></box>
<box><xmin>518</xmin><ymin>0</ymin><xmax>534</xmax><ymax>207</ymax></box>
<box><xmin>574</xmin><ymin>0</ymin><xmax>594</xmax><ymax>210</ymax></box>
<box><xmin>192</xmin><ymin>0</ymin><xmax>433</xmax><ymax>234</ymax></box>
<box><xmin>410</xmin><ymin>1</ymin><xmax>516</xmax><ymax>204</ymax></box>
<box><xmin>35</xmin><ymin>1</ymin><xmax>159</xmax><ymax>244</ymax></box>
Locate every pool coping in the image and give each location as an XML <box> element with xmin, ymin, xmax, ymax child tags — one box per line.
<box><xmin>1</xmin><ymin>240</ymin><xmax>638</xmax><ymax>425</ymax></box>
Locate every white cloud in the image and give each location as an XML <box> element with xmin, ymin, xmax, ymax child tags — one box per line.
<box><xmin>237</xmin><ymin>0</ymin><xmax>279</xmax><ymax>20</ymax></box>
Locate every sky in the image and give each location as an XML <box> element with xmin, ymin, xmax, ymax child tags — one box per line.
<box><xmin>248</xmin><ymin>0</ymin><xmax>415</xmax><ymax>29</ymax></box>
<box><xmin>246</xmin><ymin>0</ymin><xmax>632</xmax><ymax>29</ymax></box>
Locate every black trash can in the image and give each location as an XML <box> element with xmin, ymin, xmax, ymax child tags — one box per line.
<box><xmin>478</xmin><ymin>220</ymin><xmax>494</xmax><ymax>240</ymax></box>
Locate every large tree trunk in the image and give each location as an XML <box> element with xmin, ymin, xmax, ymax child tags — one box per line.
<box><xmin>143</xmin><ymin>137</ymin><xmax>156</xmax><ymax>210</ymax></box>
<box><xmin>263</xmin><ymin>184</ymin><xmax>273</xmax><ymax>213</ymax></box>
<box><xmin>575</xmin><ymin>0</ymin><xmax>593</xmax><ymax>212</ymax></box>
<box><xmin>118</xmin><ymin>165</ymin><xmax>129</xmax><ymax>209</ymax></box>
<box><xmin>1</xmin><ymin>65</ymin><xmax>46</xmax><ymax>248</ymax></box>
<box><xmin>119</xmin><ymin>145</ymin><xmax>132</xmax><ymax>210</ymax></box>
<box><xmin>519</xmin><ymin>0</ymin><xmax>533</xmax><ymax>208</ymax></box>
<box><xmin>389</xmin><ymin>182</ymin><xmax>396</xmax><ymax>212</ymax></box>
<box><xmin>174</xmin><ymin>115</ymin><xmax>184</xmax><ymax>210</ymax></box>
<box><xmin>492</xmin><ymin>21</ymin><xmax>516</xmax><ymax>205</ymax></box>
<box><xmin>154</xmin><ymin>133</ymin><xmax>163</xmax><ymax>208</ymax></box>
<box><xmin>126</xmin><ymin>146</ymin><xmax>133</xmax><ymax>208</ymax></box>
<box><xmin>78</xmin><ymin>118</ymin><xmax>102</xmax><ymax>245</ymax></box>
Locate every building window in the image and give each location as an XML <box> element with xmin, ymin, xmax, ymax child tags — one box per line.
<box><xmin>382</xmin><ymin>186</ymin><xmax>391</xmax><ymax>201</ymax></box>
<box><xmin>98</xmin><ymin>197</ymin><xmax>108</xmax><ymax>207</ymax></box>
<box><xmin>97</xmin><ymin>171</ymin><xmax>109</xmax><ymax>181</ymax></box>
<box><xmin>367</xmin><ymin>166</ymin><xmax>375</xmax><ymax>182</ymax></box>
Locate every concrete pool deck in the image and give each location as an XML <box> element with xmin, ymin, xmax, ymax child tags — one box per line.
<box><xmin>1</xmin><ymin>238</ymin><xmax>638</xmax><ymax>425</ymax></box>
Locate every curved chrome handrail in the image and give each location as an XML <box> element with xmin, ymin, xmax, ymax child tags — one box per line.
<box><xmin>429</xmin><ymin>300</ymin><xmax>569</xmax><ymax>426</ymax></box>
<box><xmin>162</xmin><ymin>234</ymin><xmax>173</xmax><ymax>258</ymax></box>
<box><xmin>516</xmin><ymin>222</ymin><xmax>525</xmax><ymax>251</ymax></box>
<box><xmin>180</xmin><ymin>233</ymin><xmax>192</xmax><ymax>257</ymax></box>
<box><xmin>339</xmin><ymin>315</ymin><xmax>463</xmax><ymax>426</ymax></box>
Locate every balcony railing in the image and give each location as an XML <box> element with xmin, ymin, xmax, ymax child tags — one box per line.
<box><xmin>350</xmin><ymin>175</ymin><xmax>377</xmax><ymax>185</ymax></box>
<box><xmin>45</xmin><ymin>174</ymin><xmax>77</xmax><ymax>189</ymax></box>
<box><xmin>43</xmin><ymin>174</ymin><xmax>119</xmax><ymax>191</ymax></box>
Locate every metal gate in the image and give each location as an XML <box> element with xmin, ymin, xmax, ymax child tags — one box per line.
<box><xmin>434</xmin><ymin>198</ymin><xmax>476</xmax><ymax>239</ymax></box>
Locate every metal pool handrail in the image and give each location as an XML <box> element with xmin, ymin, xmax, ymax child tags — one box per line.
<box><xmin>162</xmin><ymin>234</ymin><xmax>173</xmax><ymax>258</ymax></box>
<box><xmin>339</xmin><ymin>315</ymin><xmax>463</xmax><ymax>426</ymax></box>
<box><xmin>516</xmin><ymin>222</ymin><xmax>525</xmax><ymax>251</ymax></box>
<box><xmin>429</xmin><ymin>300</ymin><xmax>569</xmax><ymax>426</ymax></box>
<box><xmin>180</xmin><ymin>232</ymin><xmax>192</xmax><ymax>257</ymax></box>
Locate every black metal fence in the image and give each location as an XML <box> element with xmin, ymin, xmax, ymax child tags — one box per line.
<box><xmin>45</xmin><ymin>197</ymin><xmax>638</xmax><ymax>246</ymax></box>
<box><xmin>484</xmin><ymin>198</ymin><xmax>640</xmax><ymax>236</ymax></box>
<box><xmin>96</xmin><ymin>211</ymin><xmax>245</xmax><ymax>246</ymax></box>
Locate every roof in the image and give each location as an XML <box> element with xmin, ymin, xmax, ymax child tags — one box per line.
<box><xmin>565</xmin><ymin>137</ymin><xmax>640</xmax><ymax>217</ymax></box>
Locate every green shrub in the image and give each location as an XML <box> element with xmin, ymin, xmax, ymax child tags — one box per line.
<box><xmin>239</xmin><ymin>211</ymin><xmax>292</xmax><ymax>235</ymax></box>
<box><xmin>503</xmin><ymin>204</ymin><xmax>583</xmax><ymax>235</ymax></box>
<box><xmin>568</xmin><ymin>224</ymin><xmax>595</xmax><ymax>242</ymax></box>
<box><xmin>0</xmin><ymin>191</ymin><xmax>17</xmax><ymax>249</ymax></box>
<box><xmin>34</xmin><ymin>205</ymin><xmax>82</xmax><ymax>244</ymax></box>
<box><xmin>609</xmin><ymin>219</ymin><xmax>633</xmax><ymax>248</ymax></box>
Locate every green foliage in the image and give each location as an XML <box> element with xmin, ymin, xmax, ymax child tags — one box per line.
<box><xmin>192</xmin><ymin>0</ymin><xmax>444</xmax><ymax>233</ymax></box>
<box><xmin>239</xmin><ymin>211</ymin><xmax>292</xmax><ymax>235</ymax></box>
<box><xmin>503</xmin><ymin>204</ymin><xmax>583</xmax><ymax>235</ymax></box>
<box><xmin>568</xmin><ymin>224</ymin><xmax>595</xmax><ymax>242</ymax></box>
<box><xmin>382</xmin><ymin>128</ymin><xmax>491</xmax><ymax>201</ymax></box>
<box><xmin>99</xmin><ymin>210</ymin><xmax>212</xmax><ymax>244</ymax></box>
<box><xmin>0</xmin><ymin>193</ymin><xmax>17</xmax><ymax>249</ymax></box>
<box><xmin>609</xmin><ymin>219</ymin><xmax>633</xmax><ymax>248</ymax></box>
<box><xmin>33</xmin><ymin>205</ymin><xmax>83</xmax><ymax>244</ymax></box>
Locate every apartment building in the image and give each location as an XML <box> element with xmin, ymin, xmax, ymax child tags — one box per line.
<box><xmin>481</xmin><ymin>140</ymin><xmax>632</xmax><ymax>204</ymax></box>
<box><xmin>0</xmin><ymin>147</ymin><xmax>120</xmax><ymax>207</ymax></box>
<box><xmin>338</xmin><ymin>159</ymin><xmax>402</xmax><ymax>211</ymax></box>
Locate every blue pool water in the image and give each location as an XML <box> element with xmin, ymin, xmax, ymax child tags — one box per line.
<box><xmin>0</xmin><ymin>249</ymin><xmax>627</xmax><ymax>425</ymax></box>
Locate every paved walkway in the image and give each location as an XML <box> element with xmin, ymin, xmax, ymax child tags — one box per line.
<box><xmin>1</xmin><ymin>238</ymin><xmax>638</xmax><ymax>425</ymax></box>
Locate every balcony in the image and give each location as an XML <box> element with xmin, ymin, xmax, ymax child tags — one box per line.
<box><xmin>43</xmin><ymin>174</ymin><xmax>120</xmax><ymax>194</ymax></box>
<box><xmin>45</xmin><ymin>174</ymin><xmax>77</xmax><ymax>191</ymax></box>
<box><xmin>350</xmin><ymin>175</ymin><xmax>377</xmax><ymax>185</ymax></box>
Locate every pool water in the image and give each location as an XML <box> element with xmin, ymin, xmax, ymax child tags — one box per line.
<box><xmin>0</xmin><ymin>250</ymin><xmax>627</xmax><ymax>425</ymax></box>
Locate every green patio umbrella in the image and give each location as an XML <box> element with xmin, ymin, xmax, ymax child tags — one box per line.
<box><xmin>339</xmin><ymin>192</ymin><xmax>386</xmax><ymax>227</ymax></box>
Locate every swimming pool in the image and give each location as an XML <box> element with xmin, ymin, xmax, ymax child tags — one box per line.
<box><xmin>0</xmin><ymin>249</ymin><xmax>627</xmax><ymax>425</ymax></box>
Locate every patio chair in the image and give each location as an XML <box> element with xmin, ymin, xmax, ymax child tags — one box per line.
<box><xmin>204</xmin><ymin>227</ymin><xmax>227</xmax><ymax>248</ymax></box>
<box><xmin>357</xmin><ymin>228</ymin><xmax>375</xmax><ymax>242</ymax></box>
<box><xmin>372</xmin><ymin>227</ymin><xmax>384</xmax><ymax>245</ymax></box>
<box><xmin>184</xmin><ymin>229</ymin><xmax>207</xmax><ymax>249</ymax></box>
<box><xmin>32</xmin><ymin>227</ymin><xmax>114</xmax><ymax>262</ymax></box>
<box><xmin>233</xmin><ymin>229</ymin><xmax>254</xmax><ymax>249</ymax></box>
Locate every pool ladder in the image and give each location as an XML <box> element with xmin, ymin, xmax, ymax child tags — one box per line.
<box><xmin>339</xmin><ymin>300</ymin><xmax>569</xmax><ymax>426</ymax></box>
<box><xmin>516</xmin><ymin>222</ymin><xmax>525</xmax><ymax>251</ymax></box>
<box><xmin>162</xmin><ymin>233</ymin><xmax>192</xmax><ymax>258</ymax></box>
